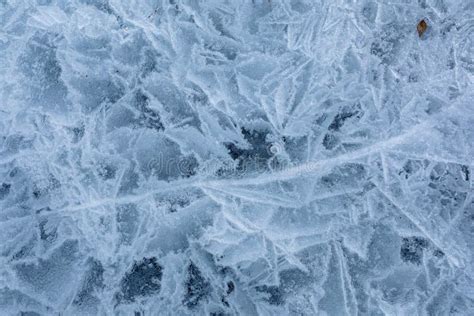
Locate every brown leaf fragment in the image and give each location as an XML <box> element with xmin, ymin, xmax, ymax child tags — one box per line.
<box><xmin>417</xmin><ymin>19</ymin><xmax>428</xmax><ymax>37</ymax></box>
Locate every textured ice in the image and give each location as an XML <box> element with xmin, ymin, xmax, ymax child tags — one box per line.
<box><xmin>0</xmin><ymin>0</ymin><xmax>473</xmax><ymax>315</ymax></box>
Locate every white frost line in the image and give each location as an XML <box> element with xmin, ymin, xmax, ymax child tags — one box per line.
<box><xmin>335</xmin><ymin>242</ymin><xmax>358</xmax><ymax>316</ymax></box>
<box><xmin>46</xmin><ymin>98</ymin><xmax>466</xmax><ymax>216</ymax></box>
<box><xmin>386</xmin><ymin>150</ymin><xmax>473</xmax><ymax>167</ymax></box>
<box><xmin>50</xmin><ymin>179</ymin><xmax>198</xmax><ymax>216</ymax></box>
<box><xmin>202</xmin><ymin>120</ymin><xmax>430</xmax><ymax>187</ymax></box>
<box><xmin>201</xmin><ymin>184</ymin><xmax>303</xmax><ymax>208</ymax></box>
<box><xmin>204</xmin><ymin>94</ymin><xmax>471</xmax><ymax>188</ymax></box>
<box><xmin>378</xmin><ymin>152</ymin><xmax>389</xmax><ymax>186</ymax></box>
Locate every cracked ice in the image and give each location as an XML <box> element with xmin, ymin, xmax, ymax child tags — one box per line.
<box><xmin>0</xmin><ymin>0</ymin><xmax>473</xmax><ymax>315</ymax></box>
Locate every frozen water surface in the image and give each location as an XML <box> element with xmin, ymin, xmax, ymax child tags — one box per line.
<box><xmin>0</xmin><ymin>0</ymin><xmax>473</xmax><ymax>315</ymax></box>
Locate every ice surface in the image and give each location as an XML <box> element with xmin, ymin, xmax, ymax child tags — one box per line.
<box><xmin>0</xmin><ymin>0</ymin><xmax>473</xmax><ymax>314</ymax></box>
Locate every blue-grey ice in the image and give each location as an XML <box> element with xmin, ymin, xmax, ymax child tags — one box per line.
<box><xmin>0</xmin><ymin>0</ymin><xmax>473</xmax><ymax>315</ymax></box>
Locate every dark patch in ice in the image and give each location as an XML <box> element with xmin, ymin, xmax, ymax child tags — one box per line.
<box><xmin>0</xmin><ymin>183</ymin><xmax>11</xmax><ymax>200</ymax></box>
<box><xmin>323</xmin><ymin>133</ymin><xmax>339</xmax><ymax>150</ymax></box>
<box><xmin>38</xmin><ymin>218</ymin><xmax>57</xmax><ymax>242</ymax></box>
<box><xmin>255</xmin><ymin>285</ymin><xmax>284</xmax><ymax>305</ymax></box>
<box><xmin>226</xmin><ymin>281</ymin><xmax>234</xmax><ymax>295</ymax></box>
<box><xmin>133</xmin><ymin>90</ymin><xmax>164</xmax><ymax>132</ymax></box>
<box><xmin>183</xmin><ymin>262</ymin><xmax>211</xmax><ymax>309</ymax></box>
<box><xmin>328</xmin><ymin>105</ymin><xmax>362</xmax><ymax>131</ymax></box>
<box><xmin>116</xmin><ymin>257</ymin><xmax>163</xmax><ymax>304</ymax></box>
<box><xmin>97</xmin><ymin>162</ymin><xmax>117</xmax><ymax>180</ymax></box>
<box><xmin>400</xmin><ymin>236</ymin><xmax>428</xmax><ymax>265</ymax></box>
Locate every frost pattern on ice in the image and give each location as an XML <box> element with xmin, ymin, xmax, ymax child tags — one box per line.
<box><xmin>0</xmin><ymin>0</ymin><xmax>473</xmax><ymax>315</ymax></box>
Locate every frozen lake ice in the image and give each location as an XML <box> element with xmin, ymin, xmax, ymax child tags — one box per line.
<box><xmin>0</xmin><ymin>0</ymin><xmax>473</xmax><ymax>314</ymax></box>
